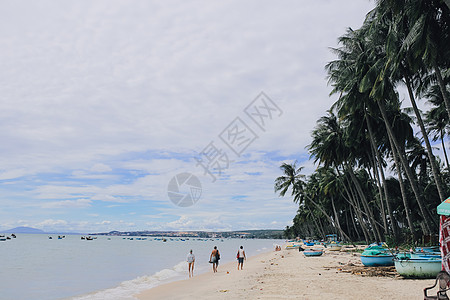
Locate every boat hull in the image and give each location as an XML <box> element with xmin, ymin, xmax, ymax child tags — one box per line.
<box><xmin>304</xmin><ymin>250</ymin><xmax>323</xmax><ymax>257</ymax></box>
<box><xmin>394</xmin><ymin>259</ymin><xmax>442</xmax><ymax>278</ymax></box>
<box><xmin>360</xmin><ymin>255</ymin><xmax>394</xmax><ymax>266</ymax></box>
<box><xmin>327</xmin><ymin>245</ymin><xmax>342</xmax><ymax>251</ymax></box>
<box><xmin>410</xmin><ymin>253</ymin><xmax>440</xmax><ymax>259</ymax></box>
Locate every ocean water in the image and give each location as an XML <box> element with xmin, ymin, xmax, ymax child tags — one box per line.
<box><xmin>0</xmin><ymin>234</ymin><xmax>281</xmax><ymax>300</ymax></box>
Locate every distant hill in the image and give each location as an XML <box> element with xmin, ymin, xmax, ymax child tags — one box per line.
<box><xmin>3</xmin><ymin>227</ymin><xmax>45</xmax><ymax>234</ymax></box>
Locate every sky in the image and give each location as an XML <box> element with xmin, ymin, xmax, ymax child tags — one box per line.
<box><xmin>0</xmin><ymin>0</ymin><xmax>378</xmax><ymax>233</ymax></box>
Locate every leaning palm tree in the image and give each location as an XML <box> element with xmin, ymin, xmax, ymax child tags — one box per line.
<box><xmin>274</xmin><ymin>162</ymin><xmax>304</xmax><ymax>198</ymax></box>
<box><xmin>327</xmin><ymin>21</ymin><xmax>435</xmax><ymax>234</ymax></box>
<box><xmin>376</xmin><ymin>0</ymin><xmax>450</xmax><ymax>121</ymax></box>
<box><xmin>365</xmin><ymin>7</ymin><xmax>447</xmax><ymax>202</ymax></box>
<box><xmin>425</xmin><ymin>84</ymin><xmax>450</xmax><ymax>169</ymax></box>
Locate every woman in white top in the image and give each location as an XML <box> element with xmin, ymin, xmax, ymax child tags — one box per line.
<box><xmin>237</xmin><ymin>246</ymin><xmax>246</xmax><ymax>270</ymax></box>
<box><xmin>187</xmin><ymin>249</ymin><xmax>195</xmax><ymax>277</ymax></box>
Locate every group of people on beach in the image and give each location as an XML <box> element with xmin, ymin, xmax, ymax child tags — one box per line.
<box><xmin>186</xmin><ymin>246</ymin><xmax>246</xmax><ymax>277</ymax></box>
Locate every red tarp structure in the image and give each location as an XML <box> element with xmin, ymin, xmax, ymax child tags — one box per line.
<box><xmin>440</xmin><ymin>215</ymin><xmax>450</xmax><ymax>272</ymax></box>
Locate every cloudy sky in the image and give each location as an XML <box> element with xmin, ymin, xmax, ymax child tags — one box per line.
<box><xmin>0</xmin><ymin>0</ymin><xmax>376</xmax><ymax>233</ymax></box>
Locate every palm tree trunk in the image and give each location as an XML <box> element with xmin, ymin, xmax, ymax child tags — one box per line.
<box><xmin>304</xmin><ymin>194</ymin><xmax>353</xmax><ymax>243</ymax></box>
<box><xmin>433</xmin><ymin>63</ymin><xmax>450</xmax><ymax>123</ymax></box>
<box><xmin>344</xmin><ymin>163</ymin><xmax>383</xmax><ymax>242</ymax></box>
<box><xmin>365</xmin><ymin>112</ymin><xmax>398</xmax><ymax>238</ymax></box>
<box><xmin>444</xmin><ymin>0</ymin><xmax>450</xmax><ymax>10</ymax></box>
<box><xmin>350</xmin><ymin>206</ymin><xmax>362</xmax><ymax>241</ymax></box>
<box><xmin>404</xmin><ymin>73</ymin><xmax>446</xmax><ymax>201</ymax></box>
<box><xmin>440</xmin><ymin>128</ymin><xmax>450</xmax><ymax>170</ymax></box>
<box><xmin>331</xmin><ymin>196</ymin><xmax>345</xmax><ymax>241</ymax></box>
<box><xmin>342</xmin><ymin>172</ymin><xmax>371</xmax><ymax>242</ymax></box>
<box><xmin>371</xmin><ymin>155</ymin><xmax>390</xmax><ymax>233</ymax></box>
<box><xmin>368</xmin><ymin>141</ymin><xmax>388</xmax><ymax>233</ymax></box>
<box><xmin>388</xmin><ymin>132</ymin><xmax>415</xmax><ymax>240</ymax></box>
<box><xmin>308</xmin><ymin>206</ymin><xmax>325</xmax><ymax>239</ymax></box>
<box><xmin>377</xmin><ymin>99</ymin><xmax>433</xmax><ymax>234</ymax></box>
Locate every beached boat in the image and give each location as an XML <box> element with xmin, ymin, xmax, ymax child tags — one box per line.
<box><xmin>360</xmin><ymin>254</ymin><xmax>394</xmax><ymax>266</ymax></box>
<box><xmin>303</xmin><ymin>249</ymin><xmax>323</xmax><ymax>257</ymax></box>
<box><xmin>360</xmin><ymin>246</ymin><xmax>394</xmax><ymax>266</ymax></box>
<box><xmin>304</xmin><ymin>242</ymin><xmax>315</xmax><ymax>247</ymax></box>
<box><xmin>326</xmin><ymin>242</ymin><xmax>342</xmax><ymax>251</ymax></box>
<box><xmin>394</xmin><ymin>258</ymin><xmax>441</xmax><ymax>278</ymax></box>
<box><xmin>285</xmin><ymin>244</ymin><xmax>302</xmax><ymax>250</ymax></box>
<box><xmin>410</xmin><ymin>252</ymin><xmax>440</xmax><ymax>259</ymax></box>
<box><xmin>415</xmin><ymin>246</ymin><xmax>440</xmax><ymax>253</ymax></box>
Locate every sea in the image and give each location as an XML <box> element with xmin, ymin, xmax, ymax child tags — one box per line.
<box><xmin>0</xmin><ymin>234</ymin><xmax>281</xmax><ymax>300</ymax></box>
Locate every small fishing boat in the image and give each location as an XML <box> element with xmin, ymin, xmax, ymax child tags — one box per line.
<box><xmin>360</xmin><ymin>254</ymin><xmax>394</xmax><ymax>266</ymax></box>
<box><xmin>410</xmin><ymin>252</ymin><xmax>440</xmax><ymax>259</ymax></box>
<box><xmin>394</xmin><ymin>257</ymin><xmax>441</xmax><ymax>278</ymax></box>
<box><xmin>0</xmin><ymin>236</ymin><xmax>6</xmax><ymax>242</ymax></box>
<box><xmin>415</xmin><ymin>246</ymin><xmax>440</xmax><ymax>253</ymax></box>
<box><xmin>360</xmin><ymin>246</ymin><xmax>394</xmax><ymax>266</ymax></box>
<box><xmin>303</xmin><ymin>249</ymin><xmax>323</xmax><ymax>257</ymax></box>
<box><xmin>304</xmin><ymin>242</ymin><xmax>315</xmax><ymax>247</ymax></box>
<box><xmin>326</xmin><ymin>242</ymin><xmax>342</xmax><ymax>251</ymax></box>
<box><xmin>285</xmin><ymin>244</ymin><xmax>302</xmax><ymax>250</ymax></box>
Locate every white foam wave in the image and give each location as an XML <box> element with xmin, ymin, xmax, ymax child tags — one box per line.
<box><xmin>71</xmin><ymin>261</ymin><xmax>187</xmax><ymax>300</ymax></box>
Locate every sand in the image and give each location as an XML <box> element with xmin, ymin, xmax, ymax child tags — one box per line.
<box><xmin>135</xmin><ymin>247</ymin><xmax>436</xmax><ymax>300</ymax></box>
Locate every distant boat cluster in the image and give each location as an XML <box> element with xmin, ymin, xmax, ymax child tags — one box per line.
<box><xmin>40</xmin><ymin>235</ymin><xmax>226</xmax><ymax>242</ymax></box>
<box><xmin>123</xmin><ymin>237</ymin><xmax>225</xmax><ymax>242</ymax></box>
<box><xmin>0</xmin><ymin>233</ymin><xmax>16</xmax><ymax>241</ymax></box>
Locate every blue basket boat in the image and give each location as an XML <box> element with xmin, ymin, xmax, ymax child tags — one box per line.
<box><xmin>360</xmin><ymin>246</ymin><xmax>394</xmax><ymax>266</ymax></box>
<box><xmin>303</xmin><ymin>249</ymin><xmax>323</xmax><ymax>257</ymax></box>
<box><xmin>360</xmin><ymin>254</ymin><xmax>394</xmax><ymax>266</ymax></box>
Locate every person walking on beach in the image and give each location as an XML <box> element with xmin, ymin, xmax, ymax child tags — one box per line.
<box><xmin>237</xmin><ymin>246</ymin><xmax>246</xmax><ymax>270</ymax></box>
<box><xmin>210</xmin><ymin>246</ymin><xmax>220</xmax><ymax>273</ymax></box>
<box><xmin>187</xmin><ymin>249</ymin><xmax>195</xmax><ymax>278</ymax></box>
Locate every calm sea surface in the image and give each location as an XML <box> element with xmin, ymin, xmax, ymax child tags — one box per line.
<box><xmin>0</xmin><ymin>234</ymin><xmax>281</xmax><ymax>300</ymax></box>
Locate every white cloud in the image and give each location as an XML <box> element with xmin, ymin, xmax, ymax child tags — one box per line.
<box><xmin>0</xmin><ymin>0</ymin><xmax>378</xmax><ymax>232</ymax></box>
<box><xmin>90</xmin><ymin>163</ymin><xmax>112</xmax><ymax>173</ymax></box>
<box><xmin>41</xmin><ymin>199</ymin><xmax>92</xmax><ymax>209</ymax></box>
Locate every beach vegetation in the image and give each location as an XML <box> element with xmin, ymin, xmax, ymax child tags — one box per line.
<box><xmin>277</xmin><ymin>0</ymin><xmax>450</xmax><ymax>245</ymax></box>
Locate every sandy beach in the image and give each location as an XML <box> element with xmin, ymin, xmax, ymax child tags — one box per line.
<box><xmin>135</xmin><ymin>247</ymin><xmax>436</xmax><ymax>300</ymax></box>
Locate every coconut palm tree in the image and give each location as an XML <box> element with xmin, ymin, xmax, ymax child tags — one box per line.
<box><xmin>274</xmin><ymin>162</ymin><xmax>304</xmax><ymax>198</ymax></box>
<box><xmin>376</xmin><ymin>0</ymin><xmax>450</xmax><ymax>121</ymax></box>
<box><xmin>425</xmin><ymin>84</ymin><xmax>450</xmax><ymax>169</ymax></box>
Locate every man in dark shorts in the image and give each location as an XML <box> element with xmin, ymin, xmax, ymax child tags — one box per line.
<box><xmin>237</xmin><ymin>246</ymin><xmax>246</xmax><ymax>270</ymax></box>
<box><xmin>210</xmin><ymin>246</ymin><xmax>220</xmax><ymax>273</ymax></box>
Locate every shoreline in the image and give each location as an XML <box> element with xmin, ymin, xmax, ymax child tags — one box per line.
<box><xmin>135</xmin><ymin>247</ymin><xmax>436</xmax><ymax>300</ymax></box>
<box><xmin>135</xmin><ymin>250</ymin><xmax>274</xmax><ymax>300</ymax></box>
<box><xmin>69</xmin><ymin>242</ymin><xmax>278</xmax><ymax>300</ymax></box>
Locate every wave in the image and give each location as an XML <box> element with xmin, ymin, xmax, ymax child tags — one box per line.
<box><xmin>70</xmin><ymin>261</ymin><xmax>187</xmax><ymax>300</ymax></box>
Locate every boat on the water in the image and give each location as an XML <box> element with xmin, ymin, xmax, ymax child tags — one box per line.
<box><xmin>394</xmin><ymin>257</ymin><xmax>441</xmax><ymax>278</ymax></box>
<box><xmin>304</xmin><ymin>249</ymin><xmax>323</xmax><ymax>257</ymax></box>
